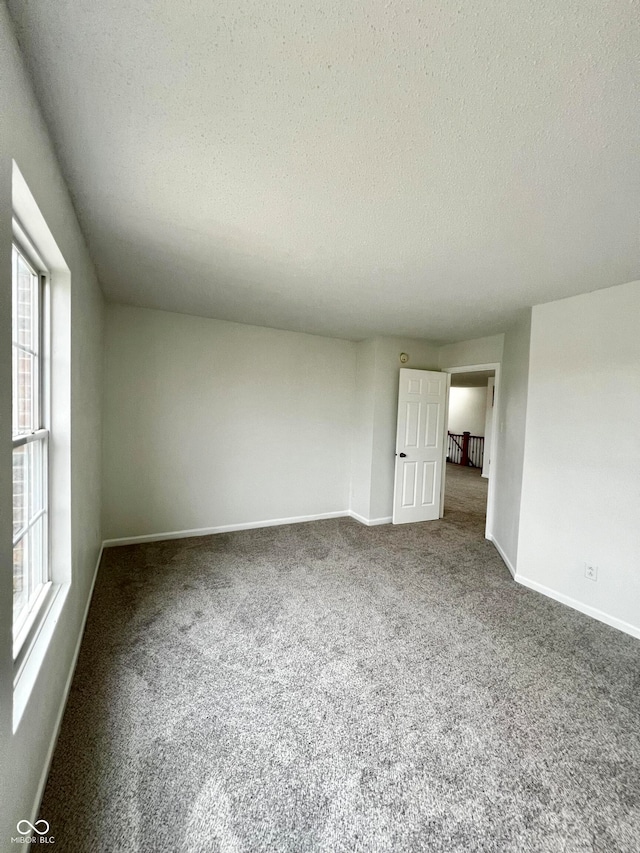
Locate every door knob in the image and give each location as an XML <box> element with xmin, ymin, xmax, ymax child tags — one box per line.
<box><xmin>399</xmin><ymin>453</ymin><xmax>407</xmax><ymax>458</ymax></box>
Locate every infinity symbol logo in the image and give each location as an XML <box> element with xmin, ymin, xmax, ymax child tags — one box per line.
<box><xmin>16</xmin><ymin>819</ymin><xmax>50</xmax><ymax>835</ymax></box>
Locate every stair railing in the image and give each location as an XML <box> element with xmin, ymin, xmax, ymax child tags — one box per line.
<box><xmin>447</xmin><ymin>431</ymin><xmax>485</xmax><ymax>468</ymax></box>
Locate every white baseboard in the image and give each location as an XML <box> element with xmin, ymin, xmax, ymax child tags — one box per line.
<box><xmin>103</xmin><ymin>511</ymin><xmax>352</xmax><ymax>547</ymax></box>
<box><xmin>349</xmin><ymin>511</ymin><xmax>392</xmax><ymax>527</ymax></box>
<box><xmin>487</xmin><ymin>536</ymin><xmax>640</xmax><ymax>640</ymax></box>
<box><xmin>514</xmin><ymin>574</ymin><xmax>640</xmax><ymax>640</ymax></box>
<box><xmin>486</xmin><ymin>534</ymin><xmax>516</xmax><ymax>577</ymax></box>
<box><xmin>31</xmin><ymin>542</ymin><xmax>104</xmax><ymax>823</ymax></box>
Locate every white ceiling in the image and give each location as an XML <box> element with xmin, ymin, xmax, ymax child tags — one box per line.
<box><xmin>7</xmin><ymin>0</ymin><xmax>639</xmax><ymax>342</ymax></box>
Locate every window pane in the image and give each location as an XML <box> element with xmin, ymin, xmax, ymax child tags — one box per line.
<box><xmin>12</xmin><ymin>439</ymin><xmax>45</xmax><ymax>538</ymax></box>
<box><xmin>16</xmin><ymin>252</ymin><xmax>35</xmax><ymax>349</ymax></box>
<box><xmin>30</xmin><ymin>438</ymin><xmax>44</xmax><ymax>518</ymax></box>
<box><xmin>28</xmin><ymin>514</ymin><xmax>45</xmax><ymax>598</ymax></box>
<box><xmin>12</xmin><ymin>445</ymin><xmax>27</xmax><ymax>537</ymax></box>
<box><xmin>13</xmin><ymin>348</ymin><xmax>37</xmax><ymax>435</ymax></box>
<box><xmin>13</xmin><ymin>535</ymin><xmax>29</xmax><ymax>628</ymax></box>
<box><xmin>12</xmin><ymin>246</ymin><xmax>39</xmax><ymax>437</ymax></box>
<box><xmin>13</xmin><ymin>516</ymin><xmax>46</xmax><ymax>633</ymax></box>
<box><xmin>11</xmin><ymin>239</ymin><xmax>48</xmax><ymax>649</ymax></box>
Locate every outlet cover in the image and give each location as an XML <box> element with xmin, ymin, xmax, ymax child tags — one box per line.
<box><xmin>584</xmin><ymin>564</ymin><xmax>598</xmax><ymax>581</ymax></box>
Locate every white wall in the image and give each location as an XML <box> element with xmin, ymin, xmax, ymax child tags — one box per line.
<box><xmin>438</xmin><ymin>333</ymin><xmax>504</xmax><ymax>370</ymax></box>
<box><xmin>103</xmin><ymin>305</ymin><xmax>356</xmax><ymax>539</ymax></box>
<box><xmin>351</xmin><ymin>334</ymin><xmax>508</xmax><ymax>531</ymax></box>
<box><xmin>103</xmin><ymin>314</ymin><xmax>440</xmax><ymax>535</ymax></box>
<box><xmin>349</xmin><ymin>339</ymin><xmax>376</xmax><ymax>521</ymax></box>
<box><xmin>490</xmin><ymin>313</ymin><xmax>531</xmax><ymax>572</ymax></box>
<box><xmin>370</xmin><ymin>337</ymin><xmax>440</xmax><ymax>520</ymax></box>
<box><xmin>447</xmin><ymin>386</ymin><xmax>487</xmax><ymax>436</ymax></box>
<box><xmin>349</xmin><ymin>337</ymin><xmax>439</xmax><ymax>523</ymax></box>
<box><xmin>0</xmin><ymin>6</ymin><xmax>104</xmax><ymax>840</ymax></box>
<box><xmin>517</xmin><ymin>282</ymin><xmax>640</xmax><ymax>636</ymax></box>
<box><xmin>481</xmin><ymin>378</ymin><xmax>495</xmax><ymax>478</ymax></box>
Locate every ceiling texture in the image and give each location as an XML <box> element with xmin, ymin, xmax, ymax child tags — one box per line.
<box><xmin>7</xmin><ymin>0</ymin><xmax>639</xmax><ymax>342</ymax></box>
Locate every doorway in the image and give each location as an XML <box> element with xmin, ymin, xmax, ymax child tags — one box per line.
<box><xmin>442</xmin><ymin>363</ymin><xmax>500</xmax><ymax>540</ymax></box>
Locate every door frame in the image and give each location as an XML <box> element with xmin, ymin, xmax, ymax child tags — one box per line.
<box><xmin>442</xmin><ymin>362</ymin><xmax>501</xmax><ymax>540</ymax></box>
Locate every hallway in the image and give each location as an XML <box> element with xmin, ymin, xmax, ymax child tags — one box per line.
<box><xmin>443</xmin><ymin>462</ymin><xmax>488</xmax><ymax>530</ymax></box>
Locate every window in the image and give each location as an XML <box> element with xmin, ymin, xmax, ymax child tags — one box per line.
<box><xmin>11</xmin><ymin>164</ymin><xmax>72</xmax><ymax>727</ymax></box>
<box><xmin>12</xmin><ymin>232</ymin><xmax>50</xmax><ymax>655</ymax></box>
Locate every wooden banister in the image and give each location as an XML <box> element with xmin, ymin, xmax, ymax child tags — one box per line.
<box><xmin>447</xmin><ymin>431</ymin><xmax>485</xmax><ymax>468</ymax></box>
<box><xmin>461</xmin><ymin>432</ymin><xmax>470</xmax><ymax>467</ymax></box>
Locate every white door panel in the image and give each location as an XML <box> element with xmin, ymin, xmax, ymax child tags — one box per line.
<box><xmin>421</xmin><ymin>460</ymin><xmax>436</xmax><ymax>505</ymax></box>
<box><xmin>392</xmin><ymin>368</ymin><xmax>448</xmax><ymax>524</ymax></box>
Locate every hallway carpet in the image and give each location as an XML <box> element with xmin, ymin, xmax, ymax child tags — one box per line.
<box><xmin>40</xmin><ymin>469</ymin><xmax>639</xmax><ymax>851</ymax></box>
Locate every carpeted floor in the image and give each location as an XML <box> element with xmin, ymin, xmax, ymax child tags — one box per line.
<box><xmin>40</xmin><ymin>466</ymin><xmax>640</xmax><ymax>852</ymax></box>
<box><xmin>443</xmin><ymin>461</ymin><xmax>488</xmax><ymax>520</ymax></box>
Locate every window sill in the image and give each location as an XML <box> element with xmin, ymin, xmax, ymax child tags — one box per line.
<box><xmin>13</xmin><ymin>581</ymin><xmax>53</xmax><ymax>664</ymax></box>
<box><xmin>13</xmin><ymin>582</ymin><xmax>70</xmax><ymax>733</ymax></box>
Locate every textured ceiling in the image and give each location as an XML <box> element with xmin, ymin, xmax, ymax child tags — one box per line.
<box><xmin>7</xmin><ymin>0</ymin><xmax>640</xmax><ymax>342</ymax></box>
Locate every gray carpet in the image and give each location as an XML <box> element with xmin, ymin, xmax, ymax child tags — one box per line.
<box><xmin>40</xmin><ymin>465</ymin><xmax>640</xmax><ymax>851</ymax></box>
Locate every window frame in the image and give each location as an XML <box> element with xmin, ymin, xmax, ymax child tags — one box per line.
<box><xmin>11</xmin><ymin>219</ymin><xmax>53</xmax><ymax>669</ymax></box>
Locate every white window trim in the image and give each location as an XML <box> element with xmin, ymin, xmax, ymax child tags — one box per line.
<box><xmin>11</xmin><ymin>224</ymin><xmax>54</xmax><ymax>673</ymax></box>
<box><xmin>12</xmin><ymin>161</ymin><xmax>72</xmax><ymax>732</ymax></box>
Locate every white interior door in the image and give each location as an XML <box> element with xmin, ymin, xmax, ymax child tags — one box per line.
<box><xmin>392</xmin><ymin>368</ymin><xmax>448</xmax><ymax>524</ymax></box>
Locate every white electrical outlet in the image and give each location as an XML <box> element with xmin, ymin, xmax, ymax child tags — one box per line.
<box><xmin>584</xmin><ymin>564</ymin><xmax>598</xmax><ymax>581</ymax></box>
